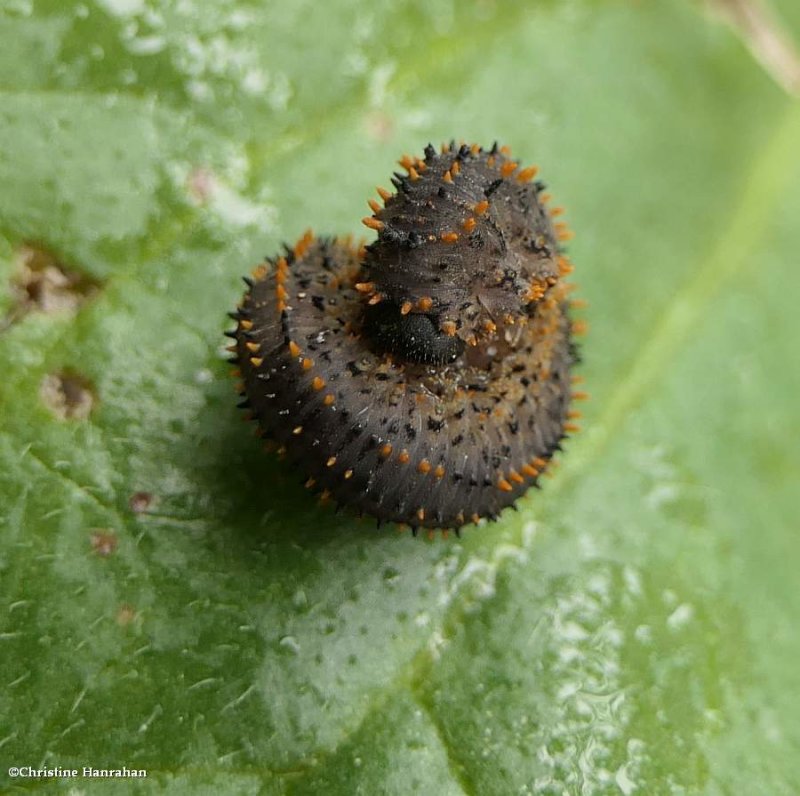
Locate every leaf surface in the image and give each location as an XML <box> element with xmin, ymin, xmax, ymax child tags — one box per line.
<box><xmin>1</xmin><ymin>1</ymin><xmax>799</xmax><ymax>793</ymax></box>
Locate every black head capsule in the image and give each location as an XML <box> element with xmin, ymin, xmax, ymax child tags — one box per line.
<box><xmin>364</xmin><ymin>303</ymin><xmax>464</xmax><ymax>365</ymax></box>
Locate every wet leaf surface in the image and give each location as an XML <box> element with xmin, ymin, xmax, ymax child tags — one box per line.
<box><xmin>1</xmin><ymin>1</ymin><xmax>799</xmax><ymax>793</ymax></box>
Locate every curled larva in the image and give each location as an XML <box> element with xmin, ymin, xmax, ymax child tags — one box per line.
<box><xmin>228</xmin><ymin>141</ymin><xmax>583</xmax><ymax>533</ymax></box>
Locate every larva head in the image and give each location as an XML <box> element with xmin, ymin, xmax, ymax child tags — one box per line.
<box><xmin>360</xmin><ymin>142</ymin><xmax>562</xmax><ymax>359</ymax></box>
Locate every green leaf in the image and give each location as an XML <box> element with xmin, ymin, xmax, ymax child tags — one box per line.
<box><xmin>2</xmin><ymin>0</ymin><xmax>800</xmax><ymax>793</ymax></box>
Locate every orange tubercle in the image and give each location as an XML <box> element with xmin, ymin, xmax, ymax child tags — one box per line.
<box><xmin>293</xmin><ymin>230</ymin><xmax>314</xmax><ymax>259</ymax></box>
<box><xmin>362</xmin><ymin>217</ymin><xmax>384</xmax><ymax>231</ymax></box>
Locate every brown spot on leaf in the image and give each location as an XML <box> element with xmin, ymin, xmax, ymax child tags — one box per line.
<box><xmin>129</xmin><ymin>491</ymin><xmax>155</xmax><ymax>514</ymax></box>
<box><xmin>90</xmin><ymin>530</ymin><xmax>118</xmax><ymax>557</ymax></box>
<box><xmin>40</xmin><ymin>371</ymin><xmax>96</xmax><ymax>420</ymax></box>
<box><xmin>116</xmin><ymin>604</ymin><xmax>138</xmax><ymax>626</ymax></box>
<box><xmin>3</xmin><ymin>244</ymin><xmax>99</xmax><ymax>330</ymax></box>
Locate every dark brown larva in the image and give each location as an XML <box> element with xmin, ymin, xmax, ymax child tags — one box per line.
<box><xmin>228</xmin><ymin>142</ymin><xmax>584</xmax><ymax>533</ymax></box>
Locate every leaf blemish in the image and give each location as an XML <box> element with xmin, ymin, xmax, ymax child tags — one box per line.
<box><xmin>116</xmin><ymin>605</ymin><xmax>138</xmax><ymax>627</ymax></box>
<box><xmin>40</xmin><ymin>370</ymin><xmax>96</xmax><ymax>420</ymax></box>
<box><xmin>3</xmin><ymin>244</ymin><xmax>100</xmax><ymax>331</ymax></box>
<box><xmin>90</xmin><ymin>530</ymin><xmax>118</xmax><ymax>557</ymax></box>
<box><xmin>129</xmin><ymin>491</ymin><xmax>155</xmax><ymax>514</ymax></box>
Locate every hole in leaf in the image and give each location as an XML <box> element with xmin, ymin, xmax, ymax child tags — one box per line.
<box><xmin>40</xmin><ymin>370</ymin><xmax>96</xmax><ymax>420</ymax></box>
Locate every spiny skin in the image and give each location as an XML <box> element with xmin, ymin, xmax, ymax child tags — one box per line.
<box><xmin>231</xmin><ymin>142</ymin><xmax>580</xmax><ymax>532</ymax></box>
<box><xmin>363</xmin><ymin>142</ymin><xmax>561</xmax><ymax>348</ymax></box>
